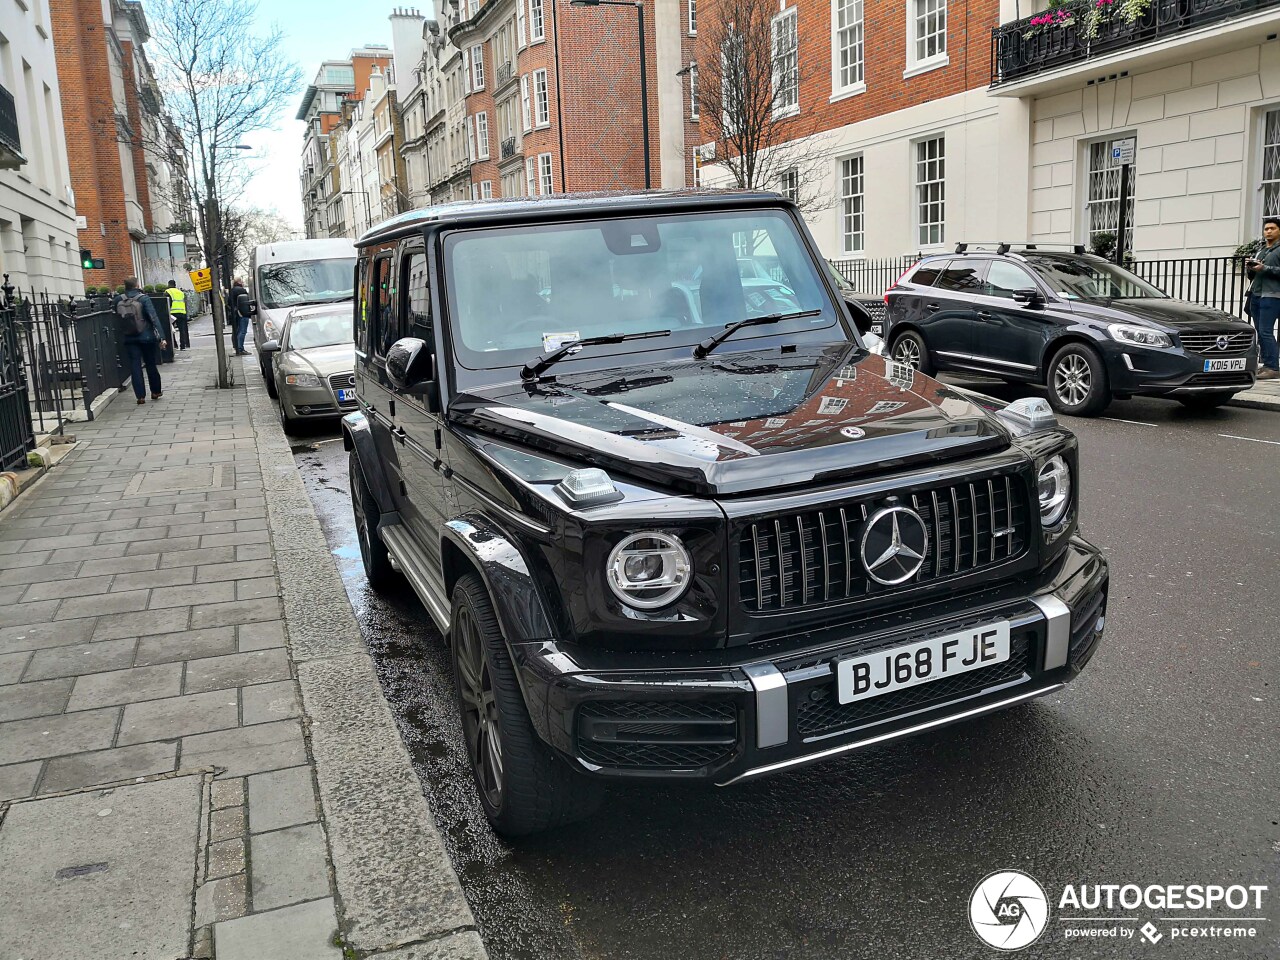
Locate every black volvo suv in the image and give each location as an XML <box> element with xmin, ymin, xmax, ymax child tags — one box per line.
<box><xmin>884</xmin><ymin>245</ymin><xmax>1258</xmax><ymax>416</ymax></box>
<box><xmin>343</xmin><ymin>193</ymin><xmax>1109</xmax><ymax>835</ymax></box>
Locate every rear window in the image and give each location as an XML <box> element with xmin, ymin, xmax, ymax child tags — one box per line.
<box><xmin>907</xmin><ymin>262</ymin><xmax>944</xmax><ymax>286</ymax></box>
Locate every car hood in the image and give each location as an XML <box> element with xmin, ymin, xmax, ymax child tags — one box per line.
<box><xmin>278</xmin><ymin>343</ymin><xmax>355</xmax><ymax>378</ymax></box>
<box><xmin>450</xmin><ymin>344</ymin><xmax>1011</xmax><ymax>496</ymax></box>
<box><xmin>1065</xmin><ymin>298</ymin><xmax>1248</xmax><ymax>331</ymax></box>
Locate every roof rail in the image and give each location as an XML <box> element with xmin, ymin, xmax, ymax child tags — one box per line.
<box><xmin>1020</xmin><ymin>242</ymin><xmax>1090</xmax><ymax>255</ymax></box>
<box><xmin>952</xmin><ymin>241</ymin><xmax>1015</xmax><ymax>255</ymax></box>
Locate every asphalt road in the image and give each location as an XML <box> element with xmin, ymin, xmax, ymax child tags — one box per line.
<box><xmin>289</xmin><ymin>382</ymin><xmax>1280</xmax><ymax>960</ymax></box>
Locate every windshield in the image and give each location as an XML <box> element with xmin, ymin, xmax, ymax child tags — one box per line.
<box><xmin>258</xmin><ymin>258</ymin><xmax>357</xmax><ymax>309</ymax></box>
<box><xmin>443</xmin><ymin>210</ymin><xmax>838</xmax><ymax>372</ymax></box>
<box><xmin>1026</xmin><ymin>256</ymin><xmax>1166</xmax><ymax>301</ymax></box>
<box><xmin>286</xmin><ymin>312</ymin><xmax>352</xmax><ymax>350</ymax></box>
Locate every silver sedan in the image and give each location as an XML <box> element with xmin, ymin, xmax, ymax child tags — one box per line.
<box><xmin>262</xmin><ymin>304</ymin><xmax>356</xmax><ymax>433</ymax></box>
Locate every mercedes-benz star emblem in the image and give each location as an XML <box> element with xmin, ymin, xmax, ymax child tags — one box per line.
<box><xmin>860</xmin><ymin>506</ymin><xmax>929</xmax><ymax>585</ymax></box>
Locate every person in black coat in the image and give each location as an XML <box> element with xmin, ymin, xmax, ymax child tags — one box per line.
<box><xmin>114</xmin><ymin>277</ymin><xmax>168</xmax><ymax>404</ymax></box>
<box><xmin>227</xmin><ymin>278</ymin><xmax>252</xmax><ymax>355</ymax></box>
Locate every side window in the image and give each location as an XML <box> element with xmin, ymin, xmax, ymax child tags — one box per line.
<box><xmin>369</xmin><ymin>254</ymin><xmax>395</xmax><ymax>357</ymax></box>
<box><xmin>354</xmin><ymin>260</ymin><xmax>368</xmax><ymax>353</ymax></box>
<box><xmin>908</xmin><ymin>262</ymin><xmax>943</xmax><ymax>286</ymax></box>
<box><xmin>401</xmin><ymin>250</ymin><xmax>432</xmax><ymax>340</ymax></box>
<box><xmin>984</xmin><ymin>261</ymin><xmax>1037</xmax><ymax>299</ymax></box>
<box><xmin>934</xmin><ymin>260</ymin><xmax>986</xmax><ymax>293</ymax></box>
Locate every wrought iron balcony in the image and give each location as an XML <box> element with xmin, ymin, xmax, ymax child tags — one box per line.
<box><xmin>500</xmin><ymin>137</ymin><xmax>517</xmax><ymax>160</ymax></box>
<box><xmin>991</xmin><ymin>0</ymin><xmax>1280</xmax><ymax>86</ymax></box>
<box><xmin>0</xmin><ymin>85</ymin><xmax>25</xmax><ymax>170</ymax></box>
<box><xmin>495</xmin><ymin>61</ymin><xmax>514</xmax><ymax>88</ymax></box>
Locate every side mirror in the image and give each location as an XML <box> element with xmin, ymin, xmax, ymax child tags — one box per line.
<box><xmin>386</xmin><ymin>337</ymin><xmax>439</xmax><ymax>410</ymax></box>
<box><xmin>261</xmin><ymin>339</ymin><xmax>280</xmax><ymax>354</ymax></box>
<box><xmin>844</xmin><ymin>299</ymin><xmax>873</xmax><ymax>336</ymax></box>
<box><xmin>1012</xmin><ymin>288</ymin><xmax>1044</xmax><ymax>308</ymax></box>
<box><xmin>249</xmin><ymin>301</ymin><xmax>259</xmax><ymax>315</ymax></box>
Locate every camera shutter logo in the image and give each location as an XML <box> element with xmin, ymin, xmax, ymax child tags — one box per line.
<box><xmin>969</xmin><ymin>870</ymin><xmax>1050</xmax><ymax>951</ymax></box>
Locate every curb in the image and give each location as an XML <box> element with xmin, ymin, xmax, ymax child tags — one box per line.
<box><xmin>241</xmin><ymin>355</ymin><xmax>487</xmax><ymax>960</ymax></box>
<box><xmin>1228</xmin><ymin>392</ymin><xmax>1280</xmax><ymax>412</ymax></box>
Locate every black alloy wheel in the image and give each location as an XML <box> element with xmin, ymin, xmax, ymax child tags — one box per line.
<box><xmin>1046</xmin><ymin>343</ymin><xmax>1111</xmax><ymax>417</ymax></box>
<box><xmin>263</xmin><ymin>358</ymin><xmax>278</xmax><ymax>398</ymax></box>
<box><xmin>890</xmin><ymin>329</ymin><xmax>934</xmax><ymax>376</ymax></box>
<box><xmin>450</xmin><ymin>574</ymin><xmax>603</xmax><ymax>836</ymax></box>
<box><xmin>348</xmin><ymin>451</ymin><xmax>397</xmax><ymax>590</ymax></box>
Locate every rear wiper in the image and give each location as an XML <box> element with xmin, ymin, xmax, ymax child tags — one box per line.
<box><xmin>520</xmin><ymin>329</ymin><xmax>670</xmax><ymax>381</ymax></box>
<box><xmin>692</xmin><ymin>310</ymin><xmax>822</xmax><ymax>359</ymax></box>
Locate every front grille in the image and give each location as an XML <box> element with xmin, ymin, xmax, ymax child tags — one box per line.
<box><xmin>1179</xmin><ymin>330</ymin><xmax>1255</xmax><ymax>355</ymax></box>
<box><xmin>577</xmin><ymin>699</ymin><xmax>738</xmax><ymax>769</ymax></box>
<box><xmin>1182</xmin><ymin>372</ymin><xmax>1253</xmax><ymax>387</ymax></box>
<box><xmin>795</xmin><ymin>634</ymin><xmax>1032</xmax><ymax>737</ymax></box>
<box><xmin>855</xmin><ymin>298</ymin><xmax>887</xmax><ymax>332</ymax></box>
<box><xmin>329</xmin><ymin>373</ymin><xmax>357</xmax><ymax>406</ymax></box>
<box><xmin>738</xmin><ymin>472</ymin><xmax>1030</xmax><ymax>613</ymax></box>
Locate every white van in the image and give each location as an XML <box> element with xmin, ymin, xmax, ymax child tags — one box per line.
<box><xmin>248</xmin><ymin>238</ymin><xmax>357</xmax><ymax>395</ymax></box>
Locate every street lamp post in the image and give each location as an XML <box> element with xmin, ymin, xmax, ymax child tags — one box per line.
<box><xmin>570</xmin><ymin>0</ymin><xmax>650</xmax><ymax>190</ymax></box>
<box><xmin>341</xmin><ymin>190</ymin><xmax>372</xmax><ymax>235</ymax></box>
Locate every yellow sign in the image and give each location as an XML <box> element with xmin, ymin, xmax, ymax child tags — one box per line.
<box><xmin>189</xmin><ymin>267</ymin><xmax>213</xmax><ymax>292</ymax></box>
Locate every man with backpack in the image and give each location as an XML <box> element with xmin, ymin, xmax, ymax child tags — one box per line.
<box><xmin>114</xmin><ymin>277</ymin><xmax>168</xmax><ymax>404</ymax></box>
<box><xmin>227</xmin><ymin>277</ymin><xmax>252</xmax><ymax>355</ymax></box>
<box><xmin>166</xmin><ymin>279</ymin><xmax>190</xmax><ymax>350</ymax></box>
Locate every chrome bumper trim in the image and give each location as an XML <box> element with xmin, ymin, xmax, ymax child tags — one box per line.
<box><xmin>1030</xmin><ymin>593</ymin><xmax>1071</xmax><ymax>670</ymax></box>
<box><xmin>721</xmin><ymin>683</ymin><xmax>1065</xmax><ymax>785</ymax></box>
<box><xmin>742</xmin><ymin>662</ymin><xmax>789</xmax><ymax>749</ymax></box>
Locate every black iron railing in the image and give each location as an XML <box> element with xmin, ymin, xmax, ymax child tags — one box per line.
<box><xmin>501</xmin><ymin>136</ymin><xmax>517</xmax><ymax>160</ymax></box>
<box><xmin>991</xmin><ymin>0</ymin><xmax>1280</xmax><ymax>86</ymax></box>
<box><xmin>0</xmin><ymin>84</ymin><xmax>23</xmax><ymax>167</ymax></box>
<box><xmin>829</xmin><ymin>256</ymin><xmax>922</xmax><ymax>296</ymax></box>
<box><xmin>495</xmin><ymin>61</ymin><xmax>514</xmax><ymax>88</ymax></box>
<box><xmin>0</xmin><ymin>300</ymin><xmax>33</xmax><ymax>470</ymax></box>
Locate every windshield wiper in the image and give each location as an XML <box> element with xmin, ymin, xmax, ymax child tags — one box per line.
<box><xmin>692</xmin><ymin>310</ymin><xmax>822</xmax><ymax>359</ymax></box>
<box><xmin>520</xmin><ymin>330</ymin><xmax>670</xmax><ymax>382</ymax></box>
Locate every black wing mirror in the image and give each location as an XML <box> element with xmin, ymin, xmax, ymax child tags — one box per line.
<box><xmin>1012</xmin><ymin>288</ymin><xmax>1044</xmax><ymax>308</ymax></box>
<box><xmin>844</xmin><ymin>299</ymin><xmax>874</xmax><ymax>336</ymax></box>
<box><xmin>248</xmin><ymin>300</ymin><xmax>259</xmax><ymax>315</ymax></box>
<box><xmin>386</xmin><ymin>337</ymin><xmax>439</xmax><ymax>410</ymax></box>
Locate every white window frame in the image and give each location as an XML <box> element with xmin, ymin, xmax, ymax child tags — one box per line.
<box><xmin>688</xmin><ymin>0</ymin><xmax>697</xmax><ymax>34</ymax></box>
<box><xmin>529</xmin><ymin>0</ymin><xmax>546</xmax><ymax>42</ymax></box>
<box><xmin>475</xmin><ymin>112</ymin><xmax>490</xmax><ymax>160</ymax></box>
<box><xmin>467</xmin><ymin>118</ymin><xmax>476</xmax><ymax>163</ymax></box>
<box><xmin>904</xmin><ymin>0</ymin><xmax>948</xmax><ymax>78</ymax></box>
<box><xmin>526</xmin><ymin>156</ymin><xmax>538</xmax><ymax>196</ymax></box>
<box><xmin>517</xmin><ymin>0</ymin><xmax>527</xmax><ymax>47</ymax></box>
<box><xmin>467</xmin><ymin>0</ymin><xmax>479</xmax><ymax>17</ymax></box>
<box><xmin>480</xmin><ymin>180</ymin><xmax>493</xmax><ymax>199</ymax></box>
<box><xmin>520</xmin><ymin>75</ymin><xmax>532</xmax><ymax>131</ymax></box>
<box><xmin>1259</xmin><ymin>106</ymin><xmax>1280</xmax><ymax>227</ymax></box>
<box><xmin>914</xmin><ymin>134</ymin><xmax>946</xmax><ymax>248</ymax></box>
<box><xmin>471</xmin><ymin>45</ymin><xmax>485</xmax><ymax>89</ymax></box>
<box><xmin>1084</xmin><ymin>135</ymin><xmax>1137</xmax><ymax>255</ymax></box>
<box><xmin>689</xmin><ymin>65</ymin><xmax>699</xmax><ymax>120</ymax></box>
<box><xmin>692</xmin><ymin>151</ymin><xmax>702</xmax><ymax>188</ymax></box>
<box><xmin>533</xmin><ymin>68</ymin><xmax>550</xmax><ymax>128</ymax></box>
<box><xmin>463</xmin><ymin>50</ymin><xmax>472</xmax><ymax>94</ymax></box>
<box><xmin>771</xmin><ymin>7</ymin><xmax>799</xmax><ymax>119</ymax></box>
<box><xmin>831</xmin><ymin>0</ymin><xmax>866</xmax><ymax>101</ymax></box>
<box><xmin>839</xmin><ymin>154</ymin><xmax>865</xmax><ymax>255</ymax></box>
<box><xmin>779</xmin><ymin>167</ymin><xmax>799</xmax><ymax>203</ymax></box>
<box><xmin>538</xmin><ymin>152</ymin><xmax>554</xmax><ymax>195</ymax></box>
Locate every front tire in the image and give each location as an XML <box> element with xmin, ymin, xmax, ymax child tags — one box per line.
<box><xmin>349</xmin><ymin>451</ymin><xmax>398</xmax><ymax>591</ymax></box>
<box><xmin>263</xmin><ymin>359</ymin><xmax>278</xmax><ymax>399</ymax></box>
<box><xmin>451</xmin><ymin>573</ymin><xmax>603</xmax><ymax>837</ymax></box>
<box><xmin>1046</xmin><ymin>343</ymin><xmax>1111</xmax><ymax>417</ymax></box>
<box><xmin>890</xmin><ymin>329</ymin><xmax>935</xmax><ymax>376</ymax></box>
<box><xmin>1177</xmin><ymin>391</ymin><xmax>1236</xmax><ymax>411</ymax></box>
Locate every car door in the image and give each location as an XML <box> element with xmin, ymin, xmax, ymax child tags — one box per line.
<box><xmin>971</xmin><ymin>260</ymin><xmax>1053</xmax><ymax>378</ymax></box>
<box><xmin>917</xmin><ymin>258</ymin><xmax>985</xmax><ymax>366</ymax></box>
<box><xmin>357</xmin><ymin>247</ymin><xmax>421</xmax><ymax>533</ymax></box>
<box><xmin>390</xmin><ymin>241</ymin><xmax>450</xmax><ymax>575</ymax></box>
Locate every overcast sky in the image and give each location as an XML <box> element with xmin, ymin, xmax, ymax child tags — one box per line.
<box><xmin>237</xmin><ymin>0</ymin><xmax>401</xmax><ymax>229</ymax></box>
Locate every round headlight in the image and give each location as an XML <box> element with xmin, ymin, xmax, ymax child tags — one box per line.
<box><xmin>606</xmin><ymin>532</ymin><xmax>692</xmax><ymax>610</ymax></box>
<box><xmin>1037</xmin><ymin>455</ymin><xmax>1072</xmax><ymax>528</ymax></box>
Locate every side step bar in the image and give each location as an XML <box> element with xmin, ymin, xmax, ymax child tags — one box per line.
<box><xmin>380</xmin><ymin>525</ymin><xmax>451</xmax><ymax>634</ymax></box>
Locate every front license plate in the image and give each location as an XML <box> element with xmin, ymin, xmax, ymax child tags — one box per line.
<box><xmin>835</xmin><ymin>621</ymin><xmax>1011</xmax><ymax>704</ymax></box>
<box><xmin>337</xmin><ymin>388</ymin><xmax>355</xmax><ymax>402</ymax></box>
<box><xmin>1203</xmin><ymin>357</ymin><xmax>1246</xmax><ymax>373</ymax></box>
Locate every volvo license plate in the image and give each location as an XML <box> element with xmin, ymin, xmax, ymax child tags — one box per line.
<box><xmin>1203</xmin><ymin>358</ymin><xmax>1246</xmax><ymax>373</ymax></box>
<box><xmin>835</xmin><ymin>622</ymin><xmax>1011</xmax><ymax>704</ymax></box>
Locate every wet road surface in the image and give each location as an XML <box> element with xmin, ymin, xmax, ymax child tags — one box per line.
<box><xmin>290</xmin><ymin>381</ymin><xmax>1280</xmax><ymax>960</ymax></box>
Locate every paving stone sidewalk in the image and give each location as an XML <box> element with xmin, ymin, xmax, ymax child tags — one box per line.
<box><xmin>0</xmin><ymin>342</ymin><xmax>484</xmax><ymax>960</ymax></box>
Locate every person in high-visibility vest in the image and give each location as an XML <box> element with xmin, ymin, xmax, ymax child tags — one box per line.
<box><xmin>166</xmin><ymin>280</ymin><xmax>189</xmax><ymax>350</ymax></box>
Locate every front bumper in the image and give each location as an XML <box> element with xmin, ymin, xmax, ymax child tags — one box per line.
<box><xmin>512</xmin><ymin>536</ymin><xmax>1108</xmax><ymax>786</ymax></box>
<box><xmin>1102</xmin><ymin>341</ymin><xmax>1257</xmax><ymax>396</ymax></box>
<box><xmin>280</xmin><ymin>377</ymin><xmax>357</xmax><ymax>420</ymax></box>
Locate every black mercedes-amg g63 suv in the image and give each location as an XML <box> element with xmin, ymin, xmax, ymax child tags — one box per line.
<box><xmin>343</xmin><ymin>191</ymin><xmax>1109</xmax><ymax>836</ymax></box>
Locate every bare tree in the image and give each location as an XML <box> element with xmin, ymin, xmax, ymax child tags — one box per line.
<box><xmin>695</xmin><ymin>0</ymin><xmax>831</xmax><ymax>212</ymax></box>
<box><xmin>145</xmin><ymin>0</ymin><xmax>302</xmax><ymax>387</ymax></box>
<box><xmin>223</xmin><ymin>207</ymin><xmax>300</xmax><ymax>280</ymax></box>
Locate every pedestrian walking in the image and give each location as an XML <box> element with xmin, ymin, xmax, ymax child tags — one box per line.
<box><xmin>1246</xmin><ymin>217</ymin><xmax>1280</xmax><ymax>381</ymax></box>
<box><xmin>166</xmin><ymin>279</ymin><xmax>190</xmax><ymax>350</ymax></box>
<box><xmin>228</xmin><ymin>277</ymin><xmax>252</xmax><ymax>355</ymax></box>
<box><xmin>114</xmin><ymin>276</ymin><xmax>168</xmax><ymax>404</ymax></box>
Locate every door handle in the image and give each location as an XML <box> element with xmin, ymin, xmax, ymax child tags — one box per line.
<box><xmin>976</xmin><ymin>311</ymin><xmax>993</xmax><ymax>321</ymax></box>
<box><xmin>925</xmin><ymin>302</ymin><xmax>941</xmax><ymax>311</ymax></box>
